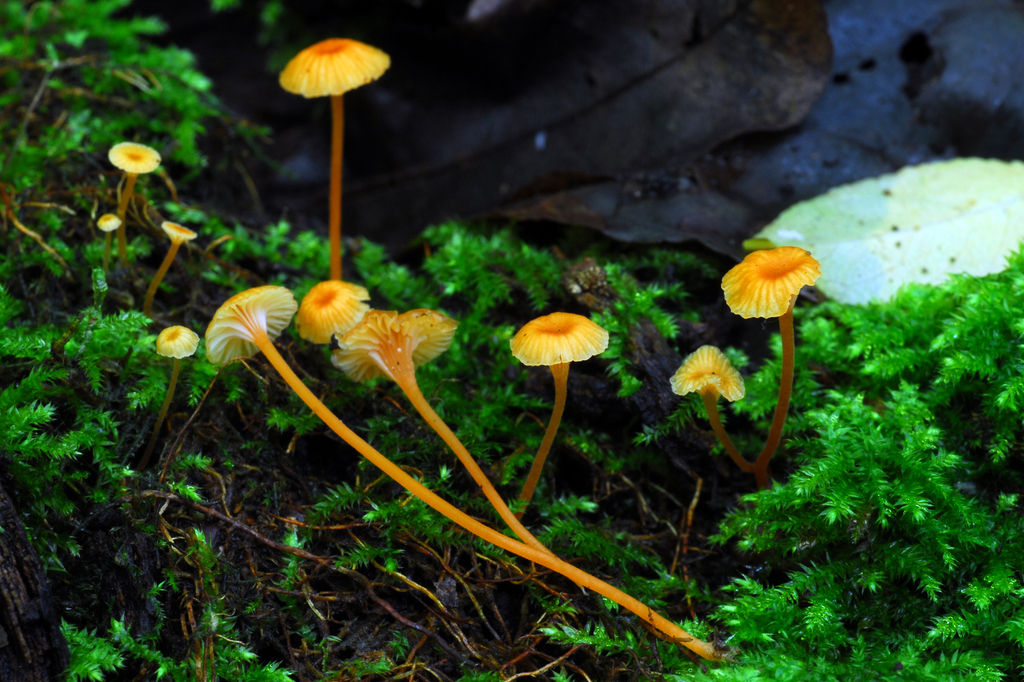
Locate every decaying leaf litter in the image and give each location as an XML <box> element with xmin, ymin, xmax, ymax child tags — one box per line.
<box><xmin>4</xmin><ymin>0</ymin><xmax>1024</xmax><ymax>679</ymax></box>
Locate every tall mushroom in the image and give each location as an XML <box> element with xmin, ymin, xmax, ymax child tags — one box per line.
<box><xmin>332</xmin><ymin>309</ymin><xmax>552</xmax><ymax>556</ymax></box>
<box><xmin>139</xmin><ymin>325</ymin><xmax>199</xmax><ymax>469</ymax></box>
<box><xmin>143</xmin><ymin>222</ymin><xmax>198</xmax><ymax>318</ymax></box>
<box><xmin>278</xmin><ymin>38</ymin><xmax>390</xmax><ymax>281</ymax></box>
<box><xmin>510</xmin><ymin>312</ymin><xmax>608</xmax><ymax>514</ymax></box>
<box><xmin>108</xmin><ymin>142</ymin><xmax>161</xmax><ymax>266</ymax></box>
<box><xmin>671</xmin><ymin>345</ymin><xmax>752</xmax><ymax>473</ymax></box>
<box><xmin>96</xmin><ymin>213</ymin><xmax>121</xmax><ymax>272</ymax></box>
<box><xmin>204</xmin><ymin>286</ymin><xmax>723</xmax><ymax>661</ymax></box>
<box><xmin>295</xmin><ymin>280</ymin><xmax>370</xmax><ymax>344</ymax></box>
<box><xmin>722</xmin><ymin>246</ymin><xmax>820</xmax><ymax>488</ymax></box>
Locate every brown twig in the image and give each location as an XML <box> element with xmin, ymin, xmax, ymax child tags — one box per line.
<box><xmin>159</xmin><ymin>367</ymin><xmax>228</xmax><ymax>483</ymax></box>
<box><xmin>266</xmin><ymin>514</ymin><xmax>367</xmax><ymax>532</ymax></box>
<box><xmin>670</xmin><ymin>476</ymin><xmax>703</xmax><ymax>619</ymax></box>
<box><xmin>6</xmin><ymin>208</ymin><xmax>70</xmax><ymax>272</ymax></box>
<box><xmin>504</xmin><ymin>645</ymin><xmax>585</xmax><ymax>681</ymax></box>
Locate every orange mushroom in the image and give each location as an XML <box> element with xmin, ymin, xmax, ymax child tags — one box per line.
<box><xmin>671</xmin><ymin>346</ymin><xmax>752</xmax><ymax>473</ymax></box>
<box><xmin>96</xmin><ymin>213</ymin><xmax>121</xmax><ymax>272</ymax></box>
<box><xmin>279</xmin><ymin>39</ymin><xmax>390</xmax><ymax>281</ymax></box>
<box><xmin>331</xmin><ymin>309</ymin><xmax>552</xmax><ymax>556</ymax></box>
<box><xmin>722</xmin><ymin>246</ymin><xmax>820</xmax><ymax>488</ymax></box>
<box><xmin>510</xmin><ymin>312</ymin><xmax>608</xmax><ymax>514</ymax></box>
<box><xmin>204</xmin><ymin>286</ymin><xmax>723</xmax><ymax>661</ymax></box>
<box><xmin>295</xmin><ymin>280</ymin><xmax>370</xmax><ymax>344</ymax></box>
<box><xmin>108</xmin><ymin>142</ymin><xmax>161</xmax><ymax>266</ymax></box>
<box><xmin>139</xmin><ymin>325</ymin><xmax>199</xmax><ymax>469</ymax></box>
<box><xmin>143</xmin><ymin>222</ymin><xmax>198</xmax><ymax>318</ymax></box>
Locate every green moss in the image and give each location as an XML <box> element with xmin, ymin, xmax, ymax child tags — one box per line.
<box><xmin>686</xmin><ymin>252</ymin><xmax>1024</xmax><ymax>680</ymax></box>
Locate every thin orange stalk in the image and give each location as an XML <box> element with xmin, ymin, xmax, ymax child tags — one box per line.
<box><xmin>393</xmin><ymin>371</ymin><xmax>553</xmax><ymax>556</ymax></box>
<box><xmin>753</xmin><ymin>301</ymin><xmax>796</xmax><ymax>489</ymax></box>
<box><xmin>329</xmin><ymin>94</ymin><xmax>344</xmax><ymax>280</ymax></box>
<box><xmin>517</xmin><ymin>361</ymin><xmax>568</xmax><ymax>515</ymax></box>
<box><xmin>143</xmin><ymin>241</ymin><xmax>182</xmax><ymax>317</ymax></box>
<box><xmin>115</xmin><ymin>172</ymin><xmax>138</xmax><ymax>265</ymax></box>
<box><xmin>250</xmin><ymin>331</ymin><xmax>722</xmax><ymax>661</ymax></box>
<box><xmin>140</xmin><ymin>358</ymin><xmax>180</xmax><ymax>469</ymax></box>
<box><xmin>701</xmin><ymin>391</ymin><xmax>754</xmax><ymax>473</ymax></box>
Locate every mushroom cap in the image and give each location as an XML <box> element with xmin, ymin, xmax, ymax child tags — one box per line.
<box><xmin>670</xmin><ymin>346</ymin><xmax>745</xmax><ymax>402</ymax></box>
<box><xmin>400</xmin><ymin>309</ymin><xmax>459</xmax><ymax>367</ymax></box>
<box><xmin>97</xmin><ymin>214</ymin><xmax>122</xmax><ymax>233</ymax></box>
<box><xmin>156</xmin><ymin>325</ymin><xmax>200</xmax><ymax>359</ymax></box>
<box><xmin>279</xmin><ymin>38</ymin><xmax>391</xmax><ymax>98</ymax></box>
<box><xmin>721</xmin><ymin>246</ymin><xmax>821</xmax><ymax>319</ymax></box>
<box><xmin>161</xmin><ymin>221</ymin><xmax>198</xmax><ymax>245</ymax></box>
<box><xmin>510</xmin><ymin>312</ymin><xmax>608</xmax><ymax>367</ymax></box>
<box><xmin>108</xmin><ymin>142</ymin><xmax>161</xmax><ymax>174</ymax></box>
<box><xmin>295</xmin><ymin>280</ymin><xmax>370</xmax><ymax>344</ymax></box>
<box><xmin>331</xmin><ymin>308</ymin><xmax>458</xmax><ymax>382</ymax></box>
<box><xmin>205</xmin><ymin>286</ymin><xmax>298</xmax><ymax>365</ymax></box>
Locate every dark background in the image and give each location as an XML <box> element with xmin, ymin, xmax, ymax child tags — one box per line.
<box><xmin>131</xmin><ymin>0</ymin><xmax>1024</xmax><ymax>257</ymax></box>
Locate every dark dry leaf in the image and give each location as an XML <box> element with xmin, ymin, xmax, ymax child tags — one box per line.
<box><xmin>914</xmin><ymin>4</ymin><xmax>1024</xmax><ymax>160</ymax></box>
<box><xmin>499</xmin><ymin>0</ymin><xmax>1024</xmax><ymax>259</ymax></box>
<box><xmin>497</xmin><ymin>178</ymin><xmax>754</xmax><ymax>258</ymax></box>
<box><xmin>343</xmin><ymin>0</ymin><xmax>832</xmax><ymax>252</ymax></box>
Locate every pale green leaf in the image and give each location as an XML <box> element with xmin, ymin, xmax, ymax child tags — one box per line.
<box><xmin>752</xmin><ymin>158</ymin><xmax>1024</xmax><ymax>304</ymax></box>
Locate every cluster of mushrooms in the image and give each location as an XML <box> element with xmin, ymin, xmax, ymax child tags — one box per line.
<box><xmin>672</xmin><ymin>247</ymin><xmax>821</xmax><ymax>489</ymax></box>
<box><xmin>105</xmin><ymin>35</ymin><xmax>822</xmax><ymax>664</ymax></box>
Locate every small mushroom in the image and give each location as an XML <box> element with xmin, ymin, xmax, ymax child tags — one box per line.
<box><xmin>139</xmin><ymin>325</ymin><xmax>199</xmax><ymax>469</ymax></box>
<box><xmin>295</xmin><ymin>280</ymin><xmax>370</xmax><ymax>344</ymax></box>
<box><xmin>96</xmin><ymin>213</ymin><xmax>121</xmax><ymax>272</ymax></box>
<box><xmin>108</xmin><ymin>142</ymin><xmax>161</xmax><ymax>266</ymax></box>
<box><xmin>279</xmin><ymin>38</ymin><xmax>390</xmax><ymax>281</ymax></box>
<box><xmin>332</xmin><ymin>309</ymin><xmax>552</xmax><ymax>555</ymax></box>
<box><xmin>510</xmin><ymin>312</ymin><xmax>609</xmax><ymax>514</ymax></box>
<box><xmin>143</xmin><ymin>222</ymin><xmax>198</xmax><ymax>318</ymax></box>
<box><xmin>204</xmin><ymin>286</ymin><xmax>719</xmax><ymax>660</ymax></box>
<box><xmin>671</xmin><ymin>345</ymin><xmax>752</xmax><ymax>473</ymax></box>
<box><xmin>722</xmin><ymin>246</ymin><xmax>820</xmax><ymax>488</ymax></box>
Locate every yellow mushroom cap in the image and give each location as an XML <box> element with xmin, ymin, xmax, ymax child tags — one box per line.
<box><xmin>97</xmin><ymin>214</ymin><xmax>122</xmax><ymax>233</ymax></box>
<box><xmin>279</xmin><ymin>38</ymin><xmax>391</xmax><ymax>98</ymax></box>
<box><xmin>670</xmin><ymin>346</ymin><xmax>745</xmax><ymax>402</ymax></box>
<box><xmin>510</xmin><ymin>312</ymin><xmax>609</xmax><ymax>367</ymax></box>
<box><xmin>108</xmin><ymin>142</ymin><xmax>161</xmax><ymax>174</ymax></box>
<box><xmin>156</xmin><ymin>325</ymin><xmax>200</xmax><ymax>359</ymax></box>
<box><xmin>721</xmin><ymin>246</ymin><xmax>821</xmax><ymax>319</ymax></box>
<box><xmin>400</xmin><ymin>309</ymin><xmax>459</xmax><ymax>367</ymax></box>
<box><xmin>295</xmin><ymin>280</ymin><xmax>370</xmax><ymax>344</ymax></box>
<box><xmin>161</xmin><ymin>221</ymin><xmax>198</xmax><ymax>245</ymax></box>
<box><xmin>331</xmin><ymin>308</ymin><xmax>458</xmax><ymax>382</ymax></box>
<box><xmin>205</xmin><ymin>286</ymin><xmax>298</xmax><ymax>365</ymax></box>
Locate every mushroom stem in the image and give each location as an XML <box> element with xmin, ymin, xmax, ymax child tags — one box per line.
<box><xmin>701</xmin><ymin>391</ymin><xmax>754</xmax><ymax>473</ymax></box>
<box><xmin>143</xmin><ymin>241</ymin><xmax>183</xmax><ymax>317</ymax></box>
<box><xmin>140</xmin><ymin>357</ymin><xmax>181</xmax><ymax>469</ymax></box>
<box><xmin>102</xmin><ymin>232</ymin><xmax>113</xmax><ymax>272</ymax></box>
<box><xmin>517</xmin><ymin>361</ymin><xmax>569</xmax><ymax>515</ymax></box>
<box><xmin>115</xmin><ymin>172</ymin><xmax>138</xmax><ymax>266</ymax></box>
<box><xmin>249</xmin><ymin>330</ymin><xmax>721</xmax><ymax>661</ymax></box>
<box><xmin>329</xmin><ymin>94</ymin><xmax>344</xmax><ymax>281</ymax></box>
<box><xmin>753</xmin><ymin>299</ymin><xmax>796</xmax><ymax>489</ymax></box>
<box><xmin>392</xmin><ymin>372</ymin><xmax>553</xmax><ymax>556</ymax></box>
